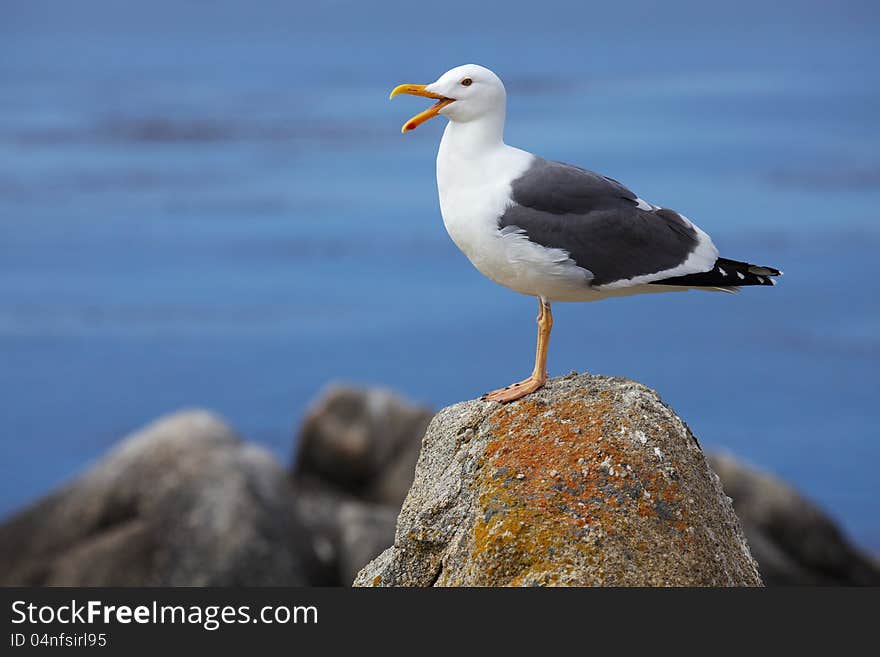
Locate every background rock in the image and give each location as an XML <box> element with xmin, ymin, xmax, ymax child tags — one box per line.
<box><xmin>708</xmin><ymin>452</ymin><xmax>880</xmax><ymax>586</ymax></box>
<box><xmin>355</xmin><ymin>373</ymin><xmax>762</xmax><ymax>587</ymax></box>
<box><xmin>291</xmin><ymin>384</ymin><xmax>433</xmax><ymax>507</ymax></box>
<box><xmin>0</xmin><ymin>410</ymin><xmax>315</xmax><ymax>586</ymax></box>
<box><xmin>337</xmin><ymin>501</ymin><xmax>398</xmax><ymax>585</ymax></box>
<box><xmin>291</xmin><ymin>479</ymin><xmax>398</xmax><ymax>586</ymax></box>
<box><xmin>288</xmin><ymin>383</ymin><xmax>429</xmax><ymax>584</ymax></box>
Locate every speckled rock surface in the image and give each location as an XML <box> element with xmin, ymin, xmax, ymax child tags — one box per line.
<box><xmin>354</xmin><ymin>373</ymin><xmax>762</xmax><ymax>587</ymax></box>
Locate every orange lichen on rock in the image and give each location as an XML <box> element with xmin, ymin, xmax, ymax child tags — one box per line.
<box><xmin>468</xmin><ymin>392</ymin><xmax>691</xmax><ymax>585</ymax></box>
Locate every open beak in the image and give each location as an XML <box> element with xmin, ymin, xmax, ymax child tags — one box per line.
<box><xmin>389</xmin><ymin>84</ymin><xmax>454</xmax><ymax>133</ymax></box>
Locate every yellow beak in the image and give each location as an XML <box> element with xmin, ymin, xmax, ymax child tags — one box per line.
<box><xmin>389</xmin><ymin>84</ymin><xmax>455</xmax><ymax>133</ymax></box>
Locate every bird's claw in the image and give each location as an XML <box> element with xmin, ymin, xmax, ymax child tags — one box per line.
<box><xmin>482</xmin><ymin>375</ymin><xmax>546</xmax><ymax>403</ymax></box>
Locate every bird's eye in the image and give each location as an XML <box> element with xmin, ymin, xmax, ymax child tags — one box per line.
<box><xmin>461</xmin><ymin>78</ymin><xmax>473</xmax><ymax>86</ymax></box>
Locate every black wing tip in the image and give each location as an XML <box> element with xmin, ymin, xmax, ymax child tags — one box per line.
<box><xmin>654</xmin><ymin>257</ymin><xmax>782</xmax><ymax>288</ymax></box>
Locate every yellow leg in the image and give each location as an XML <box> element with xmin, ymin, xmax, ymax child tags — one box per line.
<box><xmin>482</xmin><ymin>298</ymin><xmax>552</xmax><ymax>403</ymax></box>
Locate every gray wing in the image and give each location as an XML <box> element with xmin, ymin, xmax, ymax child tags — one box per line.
<box><xmin>500</xmin><ymin>157</ymin><xmax>711</xmax><ymax>286</ymax></box>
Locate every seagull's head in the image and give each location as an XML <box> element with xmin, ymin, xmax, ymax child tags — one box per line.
<box><xmin>390</xmin><ymin>64</ymin><xmax>506</xmax><ymax>133</ymax></box>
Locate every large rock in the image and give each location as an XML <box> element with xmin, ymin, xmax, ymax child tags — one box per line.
<box><xmin>355</xmin><ymin>373</ymin><xmax>762</xmax><ymax>587</ymax></box>
<box><xmin>0</xmin><ymin>410</ymin><xmax>314</xmax><ymax>586</ymax></box>
<box><xmin>709</xmin><ymin>452</ymin><xmax>880</xmax><ymax>586</ymax></box>
<box><xmin>292</xmin><ymin>384</ymin><xmax>433</xmax><ymax>507</ymax></box>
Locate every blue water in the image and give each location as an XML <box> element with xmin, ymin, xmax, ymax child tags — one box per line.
<box><xmin>1</xmin><ymin>1</ymin><xmax>878</xmax><ymax>549</ymax></box>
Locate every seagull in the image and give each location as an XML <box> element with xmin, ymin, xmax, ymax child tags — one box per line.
<box><xmin>390</xmin><ymin>64</ymin><xmax>781</xmax><ymax>403</ymax></box>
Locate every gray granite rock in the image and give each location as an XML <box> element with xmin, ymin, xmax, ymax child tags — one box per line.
<box><xmin>0</xmin><ymin>410</ymin><xmax>314</xmax><ymax>586</ymax></box>
<box><xmin>355</xmin><ymin>373</ymin><xmax>762</xmax><ymax>587</ymax></box>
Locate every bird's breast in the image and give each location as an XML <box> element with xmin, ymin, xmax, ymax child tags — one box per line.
<box><xmin>437</xmin><ymin>171</ymin><xmax>510</xmax><ymax>269</ymax></box>
<box><xmin>435</xmin><ymin>144</ymin><xmax>531</xmax><ymax>262</ymax></box>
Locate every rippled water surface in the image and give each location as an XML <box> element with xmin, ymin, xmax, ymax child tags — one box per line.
<box><xmin>1</xmin><ymin>1</ymin><xmax>878</xmax><ymax>548</ymax></box>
